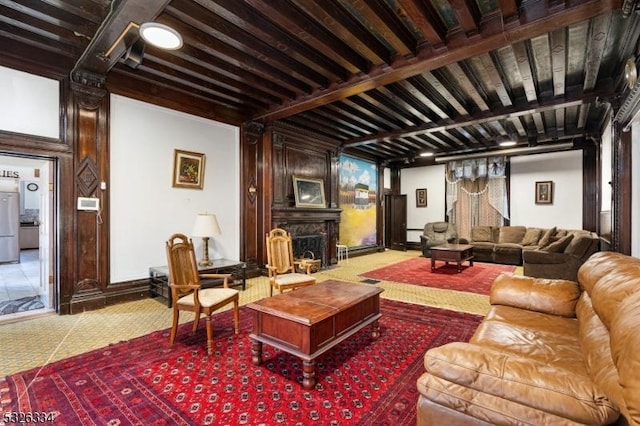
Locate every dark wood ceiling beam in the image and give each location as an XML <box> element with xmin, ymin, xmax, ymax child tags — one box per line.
<box><xmin>420</xmin><ymin>72</ymin><xmax>469</xmax><ymax>115</ymax></box>
<box><xmin>479</xmin><ymin>52</ymin><xmax>513</xmax><ymax>106</ymax></box>
<box><xmin>169</xmin><ymin>0</ymin><xmax>331</xmax><ymax>88</ymax></box>
<box><xmin>345</xmin><ymin>0</ymin><xmax>417</xmax><ymax>56</ymax></box>
<box><xmin>200</xmin><ymin>0</ymin><xmax>351</xmax><ymax>81</ymax></box>
<box><xmin>146</xmin><ymin>53</ymin><xmax>281</xmax><ymax>106</ymax></box>
<box><xmin>511</xmin><ymin>41</ymin><xmax>538</xmax><ymax>102</ymax></box>
<box><xmin>107</xmin><ymin>69</ymin><xmax>248</xmax><ymax>124</ymax></box>
<box><xmin>255</xmin><ymin>0</ymin><xmax>621</xmax><ymax>121</ymax></box>
<box><xmin>323</xmin><ymin>104</ymin><xmax>382</xmax><ymax>134</ymax></box>
<box><xmin>550</xmin><ymin>28</ymin><xmax>567</xmax><ymax>96</ymax></box>
<box><xmin>443</xmin><ymin>63</ymin><xmax>490</xmax><ymax>112</ymax></box>
<box><xmin>303</xmin><ymin>108</ymin><xmax>374</xmax><ymax>137</ymax></box>
<box><xmin>243</xmin><ymin>0</ymin><xmax>369</xmax><ymax>74</ymax></box>
<box><xmin>449</xmin><ymin>0</ymin><xmax>481</xmax><ymax>36</ymax></box>
<box><xmin>497</xmin><ymin>0</ymin><xmax>519</xmax><ymax>24</ymax></box>
<box><xmin>72</xmin><ymin>0</ymin><xmax>171</xmax><ymax>77</ymax></box>
<box><xmin>295</xmin><ymin>0</ymin><xmax>391</xmax><ymax>64</ymax></box>
<box><xmin>159</xmin><ymin>12</ymin><xmax>312</xmax><ymax>96</ymax></box>
<box><xmin>583</xmin><ymin>13</ymin><xmax>612</xmax><ymax>90</ymax></box>
<box><xmin>357</xmin><ymin>92</ymin><xmax>422</xmax><ymax>127</ymax></box>
<box><xmin>3</xmin><ymin>0</ymin><xmax>104</xmax><ymax>32</ymax></box>
<box><xmin>0</xmin><ymin>20</ymin><xmax>80</xmax><ymax>59</ymax></box>
<box><xmin>377</xmin><ymin>85</ymin><xmax>437</xmax><ymax>124</ymax></box>
<box><xmin>138</xmin><ymin>56</ymin><xmax>268</xmax><ymax>109</ymax></box>
<box><xmin>342</xmin><ymin>97</ymin><xmax>404</xmax><ymax>130</ymax></box>
<box><xmin>342</xmin><ymin>89</ymin><xmax>608</xmax><ymax>147</ymax></box>
<box><xmin>396</xmin><ymin>0</ymin><xmax>446</xmax><ymax>48</ymax></box>
<box><xmin>36</xmin><ymin>0</ymin><xmax>108</xmax><ymax>23</ymax></box>
<box><xmin>165</xmin><ymin>41</ymin><xmax>295</xmax><ymax>101</ymax></box>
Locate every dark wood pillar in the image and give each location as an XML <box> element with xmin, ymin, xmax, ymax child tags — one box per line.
<box><xmin>240</xmin><ymin>122</ymin><xmax>265</xmax><ymax>275</ymax></box>
<box><xmin>611</xmin><ymin>121</ymin><xmax>632</xmax><ymax>254</ymax></box>
<box><xmin>580</xmin><ymin>138</ymin><xmax>600</xmax><ymax>233</ymax></box>
<box><xmin>64</xmin><ymin>80</ymin><xmax>110</xmax><ymax>313</ymax></box>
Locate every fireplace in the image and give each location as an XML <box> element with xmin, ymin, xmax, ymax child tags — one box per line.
<box><xmin>292</xmin><ymin>234</ymin><xmax>326</xmax><ymax>267</ymax></box>
<box><xmin>271</xmin><ymin>207</ymin><xmax>341</xmax><ymax>267</ymax></box>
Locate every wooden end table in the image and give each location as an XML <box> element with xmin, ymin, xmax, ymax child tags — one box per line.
<box><xmin>246</xmin><ymin>280</ymin><xmax>384</xmax><ymax>390</ymax></box>
<box><xmin>430</xmin><ymin>243</ymin><xmax>474</xmax><ymax>273</ymax></box>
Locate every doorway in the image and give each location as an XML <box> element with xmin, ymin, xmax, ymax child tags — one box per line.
<box><xmin>0</xmin><ymin>154</ymin><xmax>55</xmax><ymax>322</ymax></box>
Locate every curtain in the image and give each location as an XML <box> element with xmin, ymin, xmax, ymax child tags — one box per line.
<box><xmin>445</xmin><ymin>157</ymin><xmax>508</xmax><ymax>240</ymax></box>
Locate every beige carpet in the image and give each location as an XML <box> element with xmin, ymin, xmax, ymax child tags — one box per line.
<box><xmin>0</xmin><ymin>250</ymin><xmax>508</xmax><ymax>377</ymax></box>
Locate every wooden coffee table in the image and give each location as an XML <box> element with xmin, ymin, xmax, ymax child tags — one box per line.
<box><xmin>246</xmin><ymin>280</ymin><xmax>384</xmax><ymax>390</ymax></box>
<box><xmin>430</xmin><ymin>243</ymin><xmax>474</xmax><ymax>273</ymax></box>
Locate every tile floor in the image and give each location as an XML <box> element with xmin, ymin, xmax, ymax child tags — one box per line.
<box><xmin>0</xmin><ymin>249</ymin><xmax>50</xmax><ymax>322</ymax></box>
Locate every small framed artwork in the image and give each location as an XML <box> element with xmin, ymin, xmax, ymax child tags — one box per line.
<box><xmin>293</xmin><ymin>176</ymin><xmax>326</xmax><ymax>208</ymax></box>
<box><xmin>416</xmin><ymin>188</ymin><xmax>427</xmax><ymax>207</ymax></box>
<box><xmin>172</xmin><ymin>149</ymin><xmax>205</xmax><ymax>189</ymax></box>
<box><xmin>535</xmin><ymin>181</ymin><xmax>553</xmax><ymax>204</ymax></box>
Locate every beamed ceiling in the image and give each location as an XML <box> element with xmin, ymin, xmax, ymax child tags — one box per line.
<box><xmin>2</xmin><ymin>0</ymin><xmax>640</xmax><ymax>164</ymax></box>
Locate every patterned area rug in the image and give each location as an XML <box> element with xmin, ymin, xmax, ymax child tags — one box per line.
<box><xmin>2</xmin><ymin>299</ymin><xmax>482</xmax><ymax>425</ymax></box>
<box><xmin>0</xmin><ymin>296</ymin><xmax>44</xmax><ymax>316</ymax></box>
<box><xmin>361</xmin><ymin>257</ymin><xmax>516</xmax><ymax>295</ymax></box>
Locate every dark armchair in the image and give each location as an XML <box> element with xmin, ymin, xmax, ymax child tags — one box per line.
<box><xmin>420</xmin><ymin>221</ymin><xmax>458</xmax><ymax>257</ymax></box>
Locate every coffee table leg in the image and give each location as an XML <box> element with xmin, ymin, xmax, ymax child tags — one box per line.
<box><xmin>250</xmin><ymin>340</ymin><xmax>263</xmax><ymax>365</ymax></box>
<box><xmin>431</xmin><ymin>258</ymin><xmax>435</xmax><ymax>271</ymax></box>
<box><xmin>457</xmin><ymin>261</ymin><xmax>462</xmax><ymax>273</ymax></box>
<box><xmin>371</xmin><ymin>320</ymin><xmax>380</xmax><ymax>340</ymax></box>
<box><xmin>302</xmin><ymin>360</ymin><xmax>316</xmax><ymax>390</ymax></box>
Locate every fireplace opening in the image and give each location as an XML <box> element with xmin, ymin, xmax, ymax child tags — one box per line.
<box><xmin>292</xmin><ymin>234</ymin><xmax>326</xmax><ymax>268</ymax></box>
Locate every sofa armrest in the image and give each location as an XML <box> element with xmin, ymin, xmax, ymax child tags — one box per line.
<box><xmin>490</xmin><ymin>273</ymin><xmax>580</xmax><ymax>317</ymax></box>
<box><xmin>523</xmin><ymin>250</ymin><xmax>573</xmax><ymax>265</ymax></box>
<box><xmin>421</xmin><ymin>342</ymin><xmax>619</xmax><ymax>425</ymax></box>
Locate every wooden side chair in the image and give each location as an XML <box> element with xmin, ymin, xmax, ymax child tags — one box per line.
<box><xmin>265</xmin><ymin>228</ymin><xmax>316</xmax><ymax>296</ymax></box>
<box><xmin>165</xmin><ymin>233</ymin><xmax>240</xmax><ymax>355</ymax></box>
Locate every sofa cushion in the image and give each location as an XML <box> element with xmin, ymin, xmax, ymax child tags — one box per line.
<box><xmin>538</xmin><ymin>226</ymin><xmax>557</xmax><ymax>248</ymax></box>
<box><xmin>521</xmin><ymin>228</ymin><xmax>542</xmax><ymax>246</ymax></box>
<box><xmin>565</xmin><ymin>235</ymin><xmax>596</xmax><ymax>258</ymax></box>
<box><xmin>498</xmin><ymin>226</ymin><xmax>526</xmax><ymax>244</ymax></box>
<box><xmin>432</xmin><ymin>222</ymin><xmax>449</xmax><ymax>233</ymax></box>
<box><xmin>471</xmin><ymin>226</ymin><xmax>493</xmax><ymax>242</ymax></box>
<box><xmin>543</xmin><ymin>234</ymin><xmax>574</xmax><ymax>253</ymax></box>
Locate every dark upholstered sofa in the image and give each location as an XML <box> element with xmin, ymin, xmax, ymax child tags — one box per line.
<box><xmin>460</xmin><ymin>226</ymin><xmax>600</xmax><ymax>280</ymax></box>
<box><xmin>416</xmin><ymin>251</ymin><xmax>640</xmax><ymax>425</ymax></box>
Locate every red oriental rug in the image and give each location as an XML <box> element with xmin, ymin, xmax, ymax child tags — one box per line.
<box><xmin>361</xmin><ymin>257</ymin><xmax>516</xmax><ymax>295</ymax></box>
<box><xmin>1</xmin><ymin>299</ymin><xmax>482</xmax><ymax>426</ymax></box>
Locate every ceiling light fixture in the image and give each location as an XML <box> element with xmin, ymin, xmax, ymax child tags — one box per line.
<box><xmin>419</xmin><ymin>152</ymin><xmax>434</xmax><ymax>157</ymax></box>
<box><xmin>139</xmin><ymin>22</ymin><xmax>183</xmax><ymax>50</ymax></box>
<box><xmin>499</xmin><ymin>140</ymin><xmax>517</xmax><ymax>147</ymax></box>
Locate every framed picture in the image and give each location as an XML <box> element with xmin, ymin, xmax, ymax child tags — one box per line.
<box><xmin>172</xmin><ymin>149</ymin><xmax>205</xmax><ymax>189</ymax></box>
<box><xmin>535</xmin><ymin>181</ymin><xmax>553</xmax><ymax>204</ymax></box>
<box><xmin>293</xmin><ymin>176</ymin><xmax>326</xmax><ymax>208</ymax></box>
<box><xmin>416</xmin><ymin>188</ymin><xmax>427</xmax><ymax>207</ymax></box>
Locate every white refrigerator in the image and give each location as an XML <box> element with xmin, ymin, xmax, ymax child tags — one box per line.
<box><xmin>0</xmin><ymin>191</ymin><xmax>20</xmax><ymax>263</ymax></box>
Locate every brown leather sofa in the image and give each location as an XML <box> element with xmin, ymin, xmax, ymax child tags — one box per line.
<box><xmin>416</xmin><ymin>251</ymin><xmax>640</xmax><ymax>425</ymax></box>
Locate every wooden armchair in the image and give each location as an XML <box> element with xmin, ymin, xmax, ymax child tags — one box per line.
<box><xmin>165</xmin><ymin>233</ymin><xmax>240</xmax><ymax>355</ymax></box>
<box><xmin>265</xmin><ymin>228</ymin><xmax>316</xmax><ymax>296</ymax></box>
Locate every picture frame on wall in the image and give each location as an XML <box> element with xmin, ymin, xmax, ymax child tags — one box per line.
<box><xmin>293</xmin><ymin>176</ymin><xmax>326</xmax><ymax>208</ymax></box>
<box><xmin>172</xmin><ymin>149</ymin><xmax>205</xmax><ymax>189</ymax></box>
<box><xmin>416</xmin><ymin>188</ymin><xmax>427</xmax><ymax>207</ymax></box>
<box><xmin>535</xmin><ymin>181</ymin><xmax>553</xmax><ymax>204</ymax></box>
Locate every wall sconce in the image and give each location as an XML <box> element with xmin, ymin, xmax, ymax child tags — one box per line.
<box><xmin>191</xmin><ymin>213</ymin><xmax>221</xmax><ymax>267</ymax></box>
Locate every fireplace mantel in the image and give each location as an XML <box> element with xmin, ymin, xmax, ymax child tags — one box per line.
<box><xmin>271</xmin><ymin>207</ymin><xmax>341</xmax><ymax>265</ymax></box>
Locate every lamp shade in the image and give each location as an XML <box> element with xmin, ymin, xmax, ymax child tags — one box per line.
<box><xmin>192</xmin><ymin>214</ymin><xmax>221</xmax><ymax>237</ymax></box>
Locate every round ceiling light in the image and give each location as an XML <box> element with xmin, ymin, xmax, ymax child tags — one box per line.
<box><xmin>139</xmin><ymin>22</ymin><xmax>183</xmax><ymax>50</ymax></box>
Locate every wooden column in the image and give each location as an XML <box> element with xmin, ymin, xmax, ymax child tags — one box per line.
<box><xmin>65</xmin><ymin>80</ymin><xmax>110</xmax><ymax>313</ymax></box>
<box><xmin>612</xmin><ymin>121</ymin><xmax>632</xmax><ymax>254</ymax></box>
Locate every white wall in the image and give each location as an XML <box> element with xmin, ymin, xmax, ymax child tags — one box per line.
<box><xmin>400</xmin><ymin>164</ymin><xmax>446</xmax><ymax>242</ymax></box>
<box><xmin>510</xmin><ymin>150</ymin><xmax>583</xmax><ymax>229</ymax></box>
<box><xmin>0</xmin><ymin>66</ymin><xmax>59</xmax><ymax>138</ymax></box>
<box><xmin>110</xmin><ymin>95</ymin><xmax>240</xmax><ymax>282</ymax></box>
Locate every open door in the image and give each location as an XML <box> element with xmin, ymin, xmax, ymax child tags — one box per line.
<box><xmin>384</xmin><ymin>194</ymin><xmax>407</xmax><ymax>251</ymax></box>
<box><xmin>38</xmin><ymin>161</ymin><xmax>53</xmax><ymax>309</ymax></box>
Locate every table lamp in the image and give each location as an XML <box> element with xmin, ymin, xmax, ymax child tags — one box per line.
<box><xmin>192</xmin><ymin>213</ymin><xmax>221</xmax><ymax>266</ymax></box>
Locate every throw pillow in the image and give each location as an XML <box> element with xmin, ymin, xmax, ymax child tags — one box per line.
<box><xmin>521</xmin><ymin>228</ymin><xmax>542</xmax><ymax>246</ymax></box>
<box><xmin>471</xmin><ymin>226</ymin><xmax>493</xmax><ymax>242</ymax></box>
<box><xmin>538</xmin><ymin>227</ymin><xmax>557</xmax><ymax>248</ymax></box>
<box><xmin>565</xmin><ymin>235</ymin><xmax>595</xmax><ymax>258</ymax></box>
<box><xmin>555</xmin><ymin>229</ymin><xmax>568</xmax><ymax>238</ymax></box>
<box><xmin>498</xmin><ymin>226</ymin><xmax>527</xmax><ymax>244</ymax></box>
<box><xmin>543</xmin><ymin>234</ymin><xmax>574</xmax><ymax>253</ymax></box>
